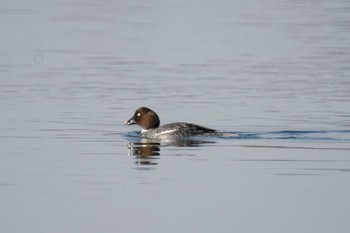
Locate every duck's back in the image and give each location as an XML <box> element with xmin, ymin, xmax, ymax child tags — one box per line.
<box><xmin>141</xmin><ymin>122</ymin><xmax>217</xmax><ymax>140</ymax></box>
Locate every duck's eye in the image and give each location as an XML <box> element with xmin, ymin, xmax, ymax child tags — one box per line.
<box><xmin>137</xmin><ymin>112</ymin><xmax>141</xmax><ymax>117</ymax></box>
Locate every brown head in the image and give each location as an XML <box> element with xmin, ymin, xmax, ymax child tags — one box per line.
<box><xmin>124</xmin><ymin>107</ymin><xmax>160</xmax><ymax>130</ymax></box>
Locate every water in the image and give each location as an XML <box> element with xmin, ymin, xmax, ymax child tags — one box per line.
<box><xmin>1</xmin><ymin>0</ymin><xmax>350</xmax><ymax>232</ymax></box>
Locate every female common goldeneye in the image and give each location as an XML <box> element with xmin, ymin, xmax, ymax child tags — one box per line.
<box><xmin>124</xmin><ymin>107</ymin><xmax>219</xmax><ymax>140</ymax></box>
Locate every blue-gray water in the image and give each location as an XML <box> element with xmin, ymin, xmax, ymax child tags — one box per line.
<box><xmin>1</xmin><ymin>0</ymin><xmax>350</xmax><ymax>233</ymax></box>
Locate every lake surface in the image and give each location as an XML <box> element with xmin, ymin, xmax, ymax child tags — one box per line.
<box><xmin>1</xmin><ymin>0</ymin><xmax>350</xmax><ymax>233</ymax></box>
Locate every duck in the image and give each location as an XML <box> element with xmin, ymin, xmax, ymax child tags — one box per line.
<box><xmin>124</xmin><ymin>107</ymin><xmax>220</xmax><ymax>140</ymax></box>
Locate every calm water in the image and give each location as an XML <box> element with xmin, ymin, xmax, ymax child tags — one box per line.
<box><xmin>1</xmin><ymin>0</ymin><xmax>350</xmax><ymax>232</ymax></box>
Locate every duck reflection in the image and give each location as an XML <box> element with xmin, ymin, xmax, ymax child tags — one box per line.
<box><xmin>127</xmin><ymin>137</ymin><xmax>216</xmax><ymax>168</ymax></box>
<box><xmin>127</xmin><ymin>140</ymin><xmax>160</xmax><ymax>167</ymax></box>
<box><xmin>127</xmin><ymin>141</ymin><xmax>161</xmax><ymax>157</ymax></box>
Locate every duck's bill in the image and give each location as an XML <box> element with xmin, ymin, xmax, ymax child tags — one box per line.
<box><xmin>124</xmin><ymin>118</ymin><xmax>137</xmax><ymax>125</ymax></box>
